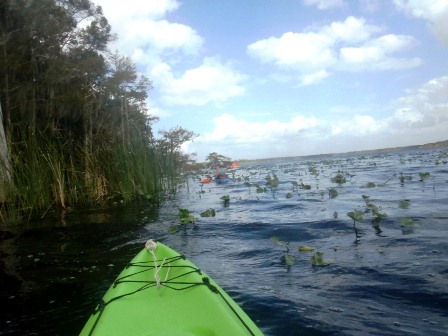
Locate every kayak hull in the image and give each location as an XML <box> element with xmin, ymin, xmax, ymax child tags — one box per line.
<box><xmin>80</xmin><ymin>241</ymin><xmax>263</xmax><ymax>336</ymax></box>
<box><xmin>215</xmin><ymin>177</ymin><xmax>230</xmax><ymax>183</ymax></box>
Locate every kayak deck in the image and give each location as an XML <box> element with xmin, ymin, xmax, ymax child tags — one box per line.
<box><xmin>81</xmin><ymin>241</ymin><xmax>263</xmax><ymax>336</ymax></box>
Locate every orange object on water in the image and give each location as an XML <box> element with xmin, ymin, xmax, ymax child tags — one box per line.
<box><xmin>230</xmin><ymin>162</ymin><xmax>239</xmax><ymax>169</ymax></box>
<box><xmin>202</xmin><ymin>177</ymin><xmax>212</xmax><ymax>184</ymax></box>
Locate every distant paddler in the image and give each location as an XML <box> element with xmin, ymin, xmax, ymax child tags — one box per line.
<box><xmin>215</xmin><ymin>162</ymin><xmax>228</xmax><ymax>179</ymax></box>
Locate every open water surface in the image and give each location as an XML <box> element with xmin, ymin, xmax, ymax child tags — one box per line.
<box><xmin>1</xmin><ymin>148</ymin><xmax>448</xmax><ymax>335</ymax></box>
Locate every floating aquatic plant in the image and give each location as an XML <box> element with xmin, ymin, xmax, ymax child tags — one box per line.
<box><xmin>362</xmin><ymin>194</ymin><xmax>370</xmax><ymax>205</ymax></box>
<box><xmin>168</xmin><ymin>225</ymin><xmax>178</xmax><ymax>234</ymax></box>
<box><xmin>178</xmin><ymin>208</ymin><xmax>196</xmax><ymax>224</ymax></box>
<box><xmin>270</xmin><ymin>236</ymin><xmax>281</xmax><ymax>243</ymax></box>
<box><xmin>220</xmin><ymin>195</ymin><xmax>230</xmax><ymax>202</ymax></box>
<box><xmin>253</xmin><ymin>183</ymin><xmax>266</xmax><ymax>193</ymax></box>
<box><xmin>399</xmin><ymin>172</ymin><xmax>413</xmax><ymax>184</ymax></box>
<box><xmin>300</xmin><ymin>182</ymin><xmax>312</xmax><ymax>190</ymax></box>
<box><xmin>347</xmin><ymin>210</ymin><xmax>363</xmax><ymax>223</ymax></box>
<box><xmin>361</xmin><ymin>182</ymin><xmax>376</xmax><ymax>188</ymax></box>
<box><xmin>331</xmin><ymin>173</ymin><xmax>347</xmax><ymax>185</ymax></box>
<box><xmin>284</xmin><ymin>254</ymin><xmax>294</xmax><ymax>266</ymax></box>
<box><xmin>286</xmin><ymin>192</ymin><xmax>293</xmax><ymax>199</ymax></box>
<box><xmin>311</xmin><ymin>252</ymin><xmax>331</xmax><ymax>266</ymax></box>
<box><xmin>298</xmin><ymin>245</ymin><xmax>315</xmax><ymax>252</ymax></box>
<box><xmin>200</xmin><ymin>208</ymin><xmax>216</xmax><ymax>217</ymax></box>
<box><xmin>291</xmin><ymin>181</ymin><xmax>299</xmax><ymax>191</ymax></box>
<box><xmin>271</xmin><ymin>236</ymin><xmax>294</xmax><ymax>265</ymax></box>
<box><xmin>398</xmin><ymin>199</ymin><xmax>411</xmax><ymax>209</ymax></box>
<box><xmin>266</xmin><ymin>173</ymin><xmax>279</xmax><ymax>188</ymax></box>
<box><xmin>419</xmin><ymin>172</ymin><xmax>430</xmax><ymax>181</ymax></box>
<box><xmin>400</xmin><ymin>218</ymin><xmax>415</xmax><ymax>226</ymax></box>
<box><xmin>308</xmin><ymin>165</ymin><xmax>319</xmax><ymax>177</ymax></box>
<box><xmin>328</xmin><ymin>188</ymin><xmax>338</xmax><ymax>199</ymax></box>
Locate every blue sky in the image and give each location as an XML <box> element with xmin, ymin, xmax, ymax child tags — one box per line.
<box><xmin>92</xmin><ymin>0</ymin><xmax>448</xmax><ymax>161</ymax></box>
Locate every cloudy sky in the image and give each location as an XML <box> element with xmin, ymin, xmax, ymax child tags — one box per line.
<box><xmin>92</xmin><ymin>0</ymin><xmax>448</xmax><ymax>161</ymax></box>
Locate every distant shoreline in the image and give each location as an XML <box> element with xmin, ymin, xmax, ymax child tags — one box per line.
<box><xmin>239</xmin><ymin>139</ymin><xmax>448</xmax><ymax>164</ymax></box>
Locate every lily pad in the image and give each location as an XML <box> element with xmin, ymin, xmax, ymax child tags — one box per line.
<box><xmin>178</xmin><ymin>208</ymin><xmax>196</xmax><ymax>224</ymax></box>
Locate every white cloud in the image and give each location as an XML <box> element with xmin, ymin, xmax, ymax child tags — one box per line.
<box><xmin>248</xmin><ymin>16</ymin><xmax>420</xmax><ymax>84</ymax></box>
<box><xmin>201</xmin><ymin>113</ymin><xmax>320</xmax><ymax>143</ymax></box>
<box><xmin>93</xmin><ymin>0</ymin><xmax>203</xmax><ymax>57</ymax></box>
<box><xmin>122</xmin><ymin>19</ymin><xmax>203</xmax><ymax>55</ymax></box>
<box><xmin>394</xmin><ymin>0</ymin><xmax>448</xmax><ymax>45</ymax></box>
<box><xmin>187</xmin><ymin>76</ymin><xmax>448</xmax><ymax>160</ymax></box>
<box><xmin>95</xmin><ymin>0</ymin><xmax>179</xmax><ymax>20</ymax></box>
<box><xmin>331</xmin><ymin>115</ymin><xmax>384</xmax><ymax>135</ymax></box>
<box><xmin>151</xmin><ymin>59</ymin><xmax>246</xmax><ymax>106</ymax></box>
<box><xmin>300</xmin><ymin>70</ymin><xmax>330</xmax><ymax>85</ymax></box>
<box><xmin>392</xmin><ymin>76</ymin><xmax>448</xmax><ymax>129</ymax></box>
<box><xmin>148</xmin><ymin>106</ymin><xmax>172</xmax><ymax>118</ymax></box>
<box><xmin>339</xmin><ymin>34</ymin><xmax>422</xmax><ymax>71</ymax></box>
<box><xmin>303</xmin><ymin>0</ymin><xmax>346</xmax><ymax>10</ymax></box>
<box><xmin>247</xmin><ymin>32</ymin><xmax>336</xmax><ymax>69</ymax></box>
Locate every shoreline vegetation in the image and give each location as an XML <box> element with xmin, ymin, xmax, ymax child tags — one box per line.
<box><xmin>0</xmin><ymin>0</ymin><xmax>197</xmax><ymax>224</ymax></box>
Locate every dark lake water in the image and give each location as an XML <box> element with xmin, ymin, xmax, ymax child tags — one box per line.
<box><xmin>1</xmin><ymin>148</ymin><xmax>448</xmax><ymax>335</ymax></box>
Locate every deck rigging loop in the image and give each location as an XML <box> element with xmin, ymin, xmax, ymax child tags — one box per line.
<box><xmin>145</xmin><ymin>239</ymin><xmax>169</xmax><ymax>287</ymax></box>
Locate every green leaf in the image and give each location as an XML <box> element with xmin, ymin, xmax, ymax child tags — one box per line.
<box><xmin>400</xmin><ymin>218</ymin><xmax>415</xmax><ymax>226</ymax></box>
<box><xmin>286</xmin><ymin>192</ymin><xmax>293</xmax><ymax>199</ymax></box>
<box><xmin>179</xmin><ymin>208</ymin><xmax>196</xmax><ymax>223</ymax></box>
<box><xmin>168</xmin><ymin>225</ymin><xmax>178</xmax><ymax>234</ymax></box>
<box><xmin>298</xmin><ymin>245</ymin><xmax>315</xmax><ymax>252</ymax></box>
<box><xmin>419</xmin><ymin>172</ymin><xmax>430</xmax><ymax>180</ymax></box>
<box><xmin>270</xmin><ymin>236</ymin><xmax>280</xmax><ymax>243</ymax></box>
<box><xmin>328</xmin><ymin>188</ymin><xmax>338</xmax><ymax>198</ymax></box>
<box><xmin>256</xmin><ymin>187</ymin><xmax>266</xmax><ymax>193</ymax></box>
<box><xmin>178</xmin><ymin>208</ymin><xmax>191</xmax><ymax>218</ymax></box>
<box><xmin>284</xmin><ymin>253</ymin><xmax>294</xmax><ymax>266</ymax></box>
<box><xmin>347</xmin><ymin>210</ymin><xmax>363</xmax><ymax>222</ymax></box>
<box><xmin>200</xmin><ymin>208</ymin><xmax>216</xmax><ymax>217</ymax></box>
<box><xmin>311</xmin><ymin>252</ymin><xmax>331</xmax><ymax>266</ymax></box>
<box><xmin>179</xmin><ymin>215</ymin><xmax>196</xmax><ymax>224</ymax></box>
<box><xmin>300</xmin><ymin>182</ymin><xmax>311</xmax><ymax>190</ymax></box>
<box><xmin>331</xmin><ymin>173</ymin><xmax>346</xmax><ymax>185</ymax></box>
<box><xmin>220</xmin><ymin>195</ymin><xmax>230</xmax><ymax>201</ymax></box>
<box><xmin>362</xmin><ymin>182</ymin><xmax>376</xmax><ymax>188</ymax></box>
<box><xmin>398</xmin><ymin>199</ymin><xmax>411</xmax><ymax>209</ymax></box>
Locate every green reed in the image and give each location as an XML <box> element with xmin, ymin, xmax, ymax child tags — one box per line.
<box><xmin>1</xmin><ymin>130</ymin><xmax>166</xmax><ymax>223</ymax></box>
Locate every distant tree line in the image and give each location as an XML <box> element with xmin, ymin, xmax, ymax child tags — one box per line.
<box><xmin>0</xmin><ymin>0</ymin><xmax>196</xmax><ymax>221</ymax></box>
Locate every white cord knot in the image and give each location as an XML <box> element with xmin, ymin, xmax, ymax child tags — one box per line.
<box><xmin>144</xmin><ymin>239</ymin><xmax>167</xmax><ymax>288</ymax></box>
<box><xmin>145</xmin><ymin>239</ymin><xmax>157</xmax><ymax>251</ymax></box>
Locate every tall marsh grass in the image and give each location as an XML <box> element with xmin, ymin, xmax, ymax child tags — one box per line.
<box><xmin>1</xmin><ymin>130</ymin><xmax>166</xmax><ymax>224</ymax></box>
